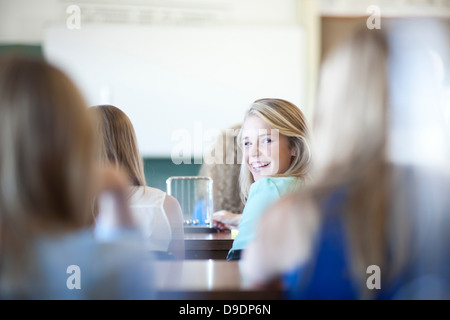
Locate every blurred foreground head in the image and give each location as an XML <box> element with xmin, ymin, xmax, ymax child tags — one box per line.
<box><xmin>312</xmin><ymin>18</ymin><xmax>450</xmax><ymax>299</ymax></box>
<box><xmin>0</xmin><ymin>56</ymin><xmax>96</xmax><ymax>236</ymax></box>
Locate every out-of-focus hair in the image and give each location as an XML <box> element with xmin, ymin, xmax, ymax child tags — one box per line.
<box><xmin>199</xmin><ymin>124</ymin><xmax>244</xmax><ymax>214</ymax></box>
<box><xmin>307</xmin><ymin>26</ymin><xmax>402</xmax><ymax>298</ymax></box>
<box><xmin>0</xmin><ymin>56</ymin><xmax>96</xmax><ymax>237</ymax></box>
<box><xmin>90</xmin><ymin>105</ymin><xmax>146</xmax><ymax>187</ymax></box>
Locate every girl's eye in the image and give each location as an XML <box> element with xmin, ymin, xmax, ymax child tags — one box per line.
<box><xmin>243</xmin><ymin>141</ymin><xmax>251</xmax><ymax>147</ymax></box>
<box><xmin>262</xmin><ymin>138</ymin><xmax>272</xmax><ymax>144</ymax></box>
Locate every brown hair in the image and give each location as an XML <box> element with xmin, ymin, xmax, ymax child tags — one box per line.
<box><xmin>0</xmin><ymin>56</ymin><xmax>96</xmax><ymax>237</ymax></box>
<box><xmin>199</xmin><ymin>123</ymin><xmax>244</xmax><ymax>213</ymax></box>
<box><xmin>90</xmin><ymin>105</ymin><xmax>146</xmax><ymax>187</ymax></box>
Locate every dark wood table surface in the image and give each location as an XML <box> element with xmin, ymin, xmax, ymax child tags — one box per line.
<box><xmin>154</xmin><ymin>259</ymin><xmax>282</xmax><ymax>300</ymax></box>
<box><xmin>184</xmin><ymin>231</ymin><xmax>234</xmax><ymax>259</ymax></box>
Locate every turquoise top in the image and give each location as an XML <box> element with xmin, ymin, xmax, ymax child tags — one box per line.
<box><xmin>230</xmin><ymin>176</ymin><xmax>302</xmax><ymax>252</ymax></box>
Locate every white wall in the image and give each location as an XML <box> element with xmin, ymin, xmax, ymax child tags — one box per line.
<box><xmin>0</xmin><ymin>0</ymin><xmax>300</xmax><ymax>43</ymax></box>
<box><xmin>0</xmin><ymin>0</ymin><xmax>60</xmax><ymax>43</ymax></box>
<box><xmin>44</xmin><ymin>24</ymin><xmax>307</xmax><ymax>158</ymax></box>
<box><xmin>2</xmin><ymin>0</ymin><xmax>318</xmax><ymax>159</ymax></box>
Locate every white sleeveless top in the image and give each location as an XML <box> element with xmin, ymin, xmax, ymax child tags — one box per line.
<box><xmin>128</xmin><ymin>186</ymin><xmax>172</xmax><ymax>252</ymax></box>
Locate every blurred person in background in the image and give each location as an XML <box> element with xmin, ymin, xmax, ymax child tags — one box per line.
<box><xmin>90</xmin><ymin>104</ymin><xmax>184</xmax><ymax>260</ymax></box>
<box><xmin>199</xmin><ymin>123</ymin><xmax>245</xmax><ymax>231</ymax></box>
<box><xmin>241</xmin><ymin>18</ymin><xmax>450</xmax><ymax>300</ymax></box>
<box><xmin>0</xmin><ymin>56</ymin><xmax>155</xmax><ymax>299</ymax></box>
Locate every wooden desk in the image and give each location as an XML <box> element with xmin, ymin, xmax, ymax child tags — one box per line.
<box><xmin>155</xmin><ymin>260</ymin><xmax>282</xmax><ymax>300</ymax></box>
<box><xmin>184</xmin><ymin>232</ymin><xmax>234</xmax><ymax>259</ymax></box>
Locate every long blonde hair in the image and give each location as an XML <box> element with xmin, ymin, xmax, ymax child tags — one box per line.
<box><xmin>238</xmin><ymin>98</ymin><xmax>312</xmax><ymax>203</ymax></box>
<box><xmin>90</xmin><ymin>105</ymin><xmax>146</xmax><ymax>187</ymax></box>
<box><xmin>307</xmin><ymin>25</ymin><xmax>407</xmax><ymax>298</ymax></box>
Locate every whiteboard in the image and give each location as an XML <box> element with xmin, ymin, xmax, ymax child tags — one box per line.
<box><xmin>43</xmin><ymin>24</ymin><xmax>306</xmax><ymax>158</ymax></box>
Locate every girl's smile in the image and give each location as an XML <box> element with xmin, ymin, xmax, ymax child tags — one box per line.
<box><xmin>241</xmin><ymin>115</ymin><xmax>294</xmax><ymax>181</ymax></box>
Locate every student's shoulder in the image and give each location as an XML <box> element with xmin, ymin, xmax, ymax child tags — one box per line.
<box><xmin>141</xmin><ymin>185</ymin><xmax>166</xmax><ymax>195</ymax></box>
<box><xmin>253</xmin><ymin>176</ymin><xmax>300</xmax><ymax>192</ymax></box>
<box><xmin>130</xmin><ymin>185</ymin><xmax>166</xmax><ymax>206</ymax></box>
<box><xmin>163</xmin><ymin>193</ymin><xmax>181</xmax><ymax>211</ymax></box>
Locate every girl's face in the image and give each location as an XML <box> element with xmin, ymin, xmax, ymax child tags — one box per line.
<box><xmin>242</xmin><ymin>115</ymin><xmax>294</xmax><ymax>182</ymax></box>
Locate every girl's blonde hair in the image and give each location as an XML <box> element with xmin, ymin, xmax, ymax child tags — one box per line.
<box><xmin>238</xmin><ymin>98</ymin><xmax>312</xmax><ymax>203</ymax></box>
<box><xmin>90</xmin><ymin>105</ymin><xmax>146</xmax><ymax>187</ymax></box>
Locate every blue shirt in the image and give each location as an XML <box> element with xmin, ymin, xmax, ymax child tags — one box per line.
<box><xmin>282</xmin><ymin>188</ymin><xmax>358</xmax><ymax>299</ymax></box>
<box><xmin>0</xmin><ymin>229</ymin><xmax>155</xmax><ymax>299</ymax></box>
<box><xmin>230</xmin><ymin>177</ymin><xmax>301</xmax><ymax>252</ymax></box>
<box><xmin>281</xmin><ymin>187</ymin><xmax>409</xmax><ymax>300</ymax></box>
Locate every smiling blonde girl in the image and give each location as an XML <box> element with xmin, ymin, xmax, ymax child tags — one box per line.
<box><xmin>227</xmin><ymin>98</ymin><xmax>312</xmax><ymax>260</ymax></box>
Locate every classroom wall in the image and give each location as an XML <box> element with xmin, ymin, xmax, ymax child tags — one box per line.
<box><xmin>43</xmin><ymin>24</ymin><xmax>308</xmax><ymax>158</ymax></box>
<box><xmin>5</xmin><ymin>1</ymin><xmax>446</xmax><ymax>192</ymax></box>
<box><xmin>0</xmin><ymin>0</ymin><xmax>319</xmax><ymax>191</ymax></box>
<box><xmin>1</xmin><ymin>5</ymin><xmax>448</xmax><ymax>197</ymax></box>
<box><xmin>0</xmin><ymin>43</ymin><xmax>200</xmax><ymax>192</ymax></box>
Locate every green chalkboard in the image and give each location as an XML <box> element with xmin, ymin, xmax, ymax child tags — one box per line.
<box><xmin>0</xmin><ymin>44</ymin><xmax>43</xmax><ymax>59</ymax></box>
<box><xmin>144</xmin><ymin>158</ymin><xmax>202</xmax><ymax>192</ymax></box>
